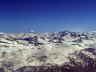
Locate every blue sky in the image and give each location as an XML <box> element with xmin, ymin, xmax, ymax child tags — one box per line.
<box><xmin>0</xmin><ymin>0</ymin><xmax>96</xmax><ymax>32</ymax></box>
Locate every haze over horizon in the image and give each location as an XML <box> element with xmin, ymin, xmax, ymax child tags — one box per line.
<box><xmin>0</xmin><ymin>0</ymin><xmax>96</xmax><ymax>33</ymax></box>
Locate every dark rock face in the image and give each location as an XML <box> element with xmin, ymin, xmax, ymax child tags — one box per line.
<box><xmin>23</xmin><ymin>37</ymin><xmax>33</xmax><ymax>41</ymax></box>
<box><xmin>14</xmin><ymin>63</ymin><xmax>96</xmax><ymax>72</ymax></box>
<box><xmin>58</xmin><ymin>30</ymin><xmax>70</xmax><ymax>37</ymax></box>
<box><xmin>84</xmin><ymin>48</ymin><xmax>96</xmax><ymax>55</ymax></box>
<box><xmin>14</xmin><ymin>66</ymin><xmax>35</xmax><ymax>72</ymax></box>
<box><xmin>0</xmin><ymin>68</ymin><xmax>4</xmax><ymax>72</ymax></box>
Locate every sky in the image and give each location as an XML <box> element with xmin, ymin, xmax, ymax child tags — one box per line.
<box><xmin>0</xmin><ymin>0</ymin><xmax>96</xmax><ymax>32</ymax></box>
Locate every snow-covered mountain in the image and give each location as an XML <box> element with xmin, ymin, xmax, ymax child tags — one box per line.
<box><xmin>0</xmin><ymin>31</ymin><xmax>96</xmax><ymax>72</ymax></box>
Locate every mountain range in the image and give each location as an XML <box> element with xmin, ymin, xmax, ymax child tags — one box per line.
<box><xmin>0</xmin><ymin>31</ymin><xmax>96</xmax><ymax>72</ymax></box>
